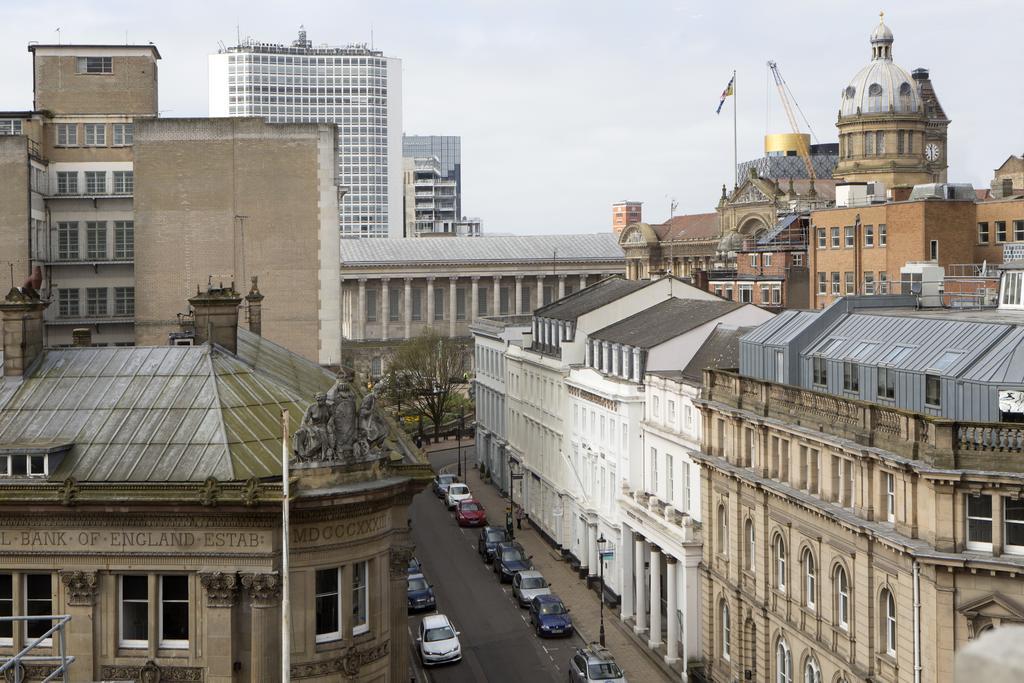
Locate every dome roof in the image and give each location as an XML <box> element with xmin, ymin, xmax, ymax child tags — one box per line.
<box><xmin>840</xmin><ymin>17</ymin><xmax>921</xmax><ymax>117</ymax></box>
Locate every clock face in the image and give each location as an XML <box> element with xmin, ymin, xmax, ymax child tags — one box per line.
<box><xmin>924</xmin><ymin>143</ymin><xmax>941</xmax><ymax>162</ymax></box>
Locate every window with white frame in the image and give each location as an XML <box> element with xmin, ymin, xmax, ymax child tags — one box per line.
<box><xmin>881</xmin><ymin>588</ymin><xmax>897</xmax><ymax>656</ymax></box>
<box><xmin>682</xmin><ymin>461</ymin><xmax>691</xmax><ymax>511</ymax></box>
<box><xmin>120</xmin><ymin>575</ymin><xmax>149</xmax><ymax>648</ymax></box>
<box><xmin>684</xmin><ymin>404</ymin><xmax>693</xmax><ymax>429</ymax></box>
<box><xmin>776</xmin><ymin>638</ymin><xmax>793</xmax><ymax>683</ymax></box>
<box><xmin>0</xmin><ymin>119</ymin><xmax>23</xmax><ymax>135</ymax></box>
<box><xmin>652</xmin><ymin>395</ymin><xmax>660</xmax><ymax>417</ymax></box>
<box><xmin>803</xmin><ymin>549</ymin><xmax>816</xmax><ymax>609</ymax></box>
<box><xmin>58</xmin><ymin>288</ymin><xmax>79</xmax><ymax>318</ymax></box>
<box><xmin>352</xmin><ymin>560</ymin><xmax>369</xmax><ymax>635</ymax></box>
<box><xmin>0</xmin><ymin>574</ymin><xmax>11</xmax><ymax>646</ymax></box>
<box><xmin>159</xmin><ymin>575</ymin><xmax>189</xmax><ymax>648</ymax></box>
<box><xmin>774</xmin><ymin>535</ymin><xmax>787</xmax><ymax>592</ymax></box>
<box><xmin>25</xmin><ymin>574</ymin><xmax>53</xmax><ymax>644</ymax></box>
<box><xmin>57</xmin><ymin>222</ymin><xmax>79</xmax><ymax>259</ymax></box>
<box><xmin>112</xmin><ymin>123</ymin><xmax>133</xmax><ymax>146</ymax></box>
<box><xmin>113</xmin><ymin>170</ymin><xmax>133</xmax><ymax>194</ymax></box>
<box><xmin>668</xmin><ymin>400</ymin><xmax>676</xmax><ymax>422</ymax></box>
<box><xmin>650</xmin><ymin>447</ymin><xmax>658</xmax><ymax>493</ymax></box>
<box><xmin>835</xmin><ymin>565</ymin><xmax>850</xmax><ymax>630</ymax></box>
<box><xmin>745</xmin><ymin>518</ymin><xmax>755</xmax><ymax>573</ymax></box>
<box><xmin>114</xmin><ymin>221</ymin><xmax>134</xmax><ymax>258</ymax></box>
<box><xmin>665</xmin><ymin>455</ymin><xmax>674</xmax><ymax>504</ymax></box>
<box><xmin>84</xmin><ymin>170</ymin><xmax>106</xmax><ymax>194</ymax></box>
<box><xmin>76</xmin><ymin>56</ymin><xmax>113</xmax><ymax>74</ymax></box>
<box><xmin>804</xmin><ymin>659</ymin><xmax>821</xmax><ymax>683</ymax></box>
<box><xmin>884</xmin><ymin>472</ymin><xmax>896</xmax><ymax>522</ymax></box>
<box><xmin>56</xmin><ymin>123</ymin><xmax>77</xmax><ymax>146</ymax></box>
<box><xmin>966</xmin><ymin>494</ymin><xmax>993</xmax><ymax>550</ymax></box>
<box><xmin>57</xmin><ymin>171</ymin><xmax>78</xmax><ymax>194</ymax></box>
<box><xmin>1005</xmin><ymin>499</ymin><xmax>1024</xmax><ymax>554</ymax></box>
<box><xmin>86</xmin><ymin>287</ymin><xmax>108</xmax><ymax>316</ymax></box>
<box><xmin>717</xmin><ymin>503</ymin><xmax>728</xmax><ymax>555</ymax></box>
<box><xmin>720</xmin><ymin>599</ymin><xmax>731</xmax><ymax>660</ymax></box>
<box><xmin>86</xmin><ymin>221</ymin><xmax>107</xmax><ymax>259</ymax></box>
<box><xmin>115</xmin><ymin>287</ymin><xmax>135</xmax><ymax>316</ymax></box>
<box><xmin>84</xmin><ymin>123</ymin><xmax>106</xmax><ymax>146</ymax></box>
<box><xmin>315</xmin><ymin>567</ymin><xmax>341</xmax><ymax>642</ymax></box>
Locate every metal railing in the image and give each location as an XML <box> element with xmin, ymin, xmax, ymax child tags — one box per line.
<box><xmin>0</xmin><ymin>615</ymin><xmax>75</xmax><ymax>683</ymax></box>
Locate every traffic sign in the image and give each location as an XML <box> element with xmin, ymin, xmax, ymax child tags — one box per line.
<box><xmin>599</xmin><ymin>550</ymin><xmax>615</xmax><ymax>560</ymax></box>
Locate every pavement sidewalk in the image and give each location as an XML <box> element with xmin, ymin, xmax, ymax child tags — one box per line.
<box><xmin>429</xmin><ymin>447</ymin><xmax>675</xmax><ymax>683</ymax></box>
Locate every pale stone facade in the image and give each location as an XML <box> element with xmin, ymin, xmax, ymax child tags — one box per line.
<box><xmin>694</xmin><ymin>370</ymin><xmax>1024</xmax><ymax>683</ymax></box>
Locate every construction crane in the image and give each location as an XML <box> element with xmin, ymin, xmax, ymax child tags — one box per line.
<box><xmin>767</xmin><ymin>60</ymin><xmax>816</xmax><ymax>181</ymax></box>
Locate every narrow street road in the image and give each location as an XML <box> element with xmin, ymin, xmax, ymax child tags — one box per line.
<box><xmin>407</xmin><ymin>446</ymin><xmax>585</xmax><ymax>682</ymax></box>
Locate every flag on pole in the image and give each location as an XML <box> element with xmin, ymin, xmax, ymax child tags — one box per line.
<box><xmin>716</xmin><ymin>74</ymin><xmax>735</xmax><ymax>114</ymax></box>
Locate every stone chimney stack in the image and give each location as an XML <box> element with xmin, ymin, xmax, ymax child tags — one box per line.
<box><xmin>245</xmin><ymin>276</ymin><xmax>265</xmax><ymax>337</ymax></box>
<box><xmin>0</xmin><ymin>287</ymin><xmax>50</xmax><ymax>378</ymax></box>
<box><xmin>188</xmin><ymin>282</ymin><xmax>243</xmax><ymax>354</ymax></box>
<box><xmin>72</xmin><ymin>328</ymin><xmax>92</xmax><ymax>347</ymax></box>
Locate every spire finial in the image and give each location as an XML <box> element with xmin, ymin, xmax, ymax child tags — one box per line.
<box><xmin>880</xmin><ymin>10</ymin><xmax>884</xmax><ymax>23</ymax></box>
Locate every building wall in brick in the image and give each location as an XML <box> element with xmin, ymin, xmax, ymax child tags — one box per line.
<box><xmin>0</xmin><ymin>137</ymin><xmax>30</xmax><ymax>279</ymax></box>
<box><xmin>133</xmin><ymin>118</ymin><xmax>339</xmax><ymax>363</ymax></box>
<box><xmin>31</xmin><ymin>50</ymin><xmax>158</xmax><ymax>116</ymax></box>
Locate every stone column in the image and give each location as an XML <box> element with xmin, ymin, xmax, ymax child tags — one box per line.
<box><xmin>558</xmin><ymin>275</ymin><xmax>566</xmax><ymax>299</ymax></box>
<box><xmin>426</xmin><ymin>276</ymin><xmax>436</xmax><ymax>329</ymax></box>
<box><xmin>585</xmin><ymin>340</ymin><xmax>593</xmax><ymax>366</ymax></box>
<box><xmin>58</xmin><ymin>570</ymin><xmax>98</xmax><ymax>679</ymax></box>
<box><xmin>649</xmin><ymin>545</ymin><xmax>663</xmax><ymax>648</ymax></box>
<box><xmin>449</xmin><ymin>276</ymin><xmax>458</xmax><ymax>337</ymax></box>
<box><xmin>403</xmin><ymin>278</ymin><xmax>411</xmax><ymax>339</ymax></box>
<box><xmin>612</xmin><ymin>344</ymin><xmax>621</xmax><ymax>376</ymax></box>
<box><xmin>536</xmin><ymin>275</ymin><xmax>544</xmax><ymax>309</ymax></box>
<box><xmin>587</xmin><ymin>523</ymin><xmax>598</xmax><ymax>577</ymax></box>
<box><xmin>199</xmin><ymin>572</ymin><xmax>241</xmax><ymax>683</ymax></box>
<box><xmin>683</xmin><ymin>549</ymin><xmax>702</xmax><ymax>664</ymax></box>
<box><xmin>579</xmin><ymin>274</ymin><xmax>587</xmax><ymax>291</ymax></box>
<box><xmin>471</xmin><ymin>276</ymin><xmax>480</xmax><ymax>322</ymax></box>
<box><xmin>381</xmin><ymin>278</ymin><xmax>390</xmax><ymax>341</ymax></box>
<box><xmin>620</xmin><ymin>531</ymin><xmax>635</xmax><ymax>622</ymax></box>
<box><xmin>242</xmin><ymin>572</ymin><xmax>282</xmax><ymax>682</ymax></box>
<box><xmin>356</xmin><ymin>278</ymin><xmax>367</xmax><ymax>341</ymax></box>
<box><xmin>634</xmin><ymin>535</ymin><xmax>647</xmax><ymax>635</ymax></box>
<box><xmin>665</xmin><ymin>556</ymin><xmax>680</xmax><ymax>664</ymax></box>
<box><xmin>492</xmin><ymin>276</ymin><xmax>501</xmax><ymax>314</ymax></box>
<box><xmin>514</xmin><ymin>276</ymin><xmax>524</xmax><ymax>315</ymax></box>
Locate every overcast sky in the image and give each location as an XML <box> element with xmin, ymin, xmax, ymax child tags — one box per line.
<box><xmin>3</xmin><ymin>0</ymin><xmax>1021</xmax><ymax>234</ymax></box>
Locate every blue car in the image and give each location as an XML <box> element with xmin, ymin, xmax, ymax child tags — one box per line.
<box><xmin>407</xmin><ymin>573</ymin><xmax>436</xmax><ymax>613</ymax></box>
<box><xmin>528</xmin><ymin>594</ymin><xmax>573</xmax><ymax>637</ymax></box>
<box><xmin>493</xmin><ymin>541</ymin><xmax>532</xmax><ymax>583</ymax></box>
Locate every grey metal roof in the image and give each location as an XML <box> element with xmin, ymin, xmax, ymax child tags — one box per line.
<box><xmin>591</xmin><ymin>299</ymin><xmax>742</xmax><ymax>348</ymax></box>
<box><xmin>340</xmin><ymin>233</ymin><xmax>625</xmax><ymax>266</ymax></box>
<box><xmin>806</xmin><ymin>313</ymin><xmax>1010</xmax><ymax>375</ymax></box>
<box><xmin>0</xmin><ymin>332</ymin><xmax>335</xmax><ymax>483</ymax></box>
<box><xmin>741</xmin><ymin>309</ymin><xmax>819</xmax><ymax>345</ymax></box>
<box><xmin>958</xmin><ymin>327</ymin><xmax>1024</xmax><ymax>383</ymax></box>
<box><xmin>681</xmin><ymin>325</ymin><xmax>753</xmax><ymax>383</ymax></box>
<box><xmin>534</xmin><ymin>276</ymin><xmax>647</xmax><ymax>322</ymax></box>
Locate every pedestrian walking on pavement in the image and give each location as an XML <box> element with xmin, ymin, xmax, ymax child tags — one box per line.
<box><xmin>505</xmin><ymin>506</ymin><xmax>514</xmax><ymax>537</ymax></box>
<box><xmin>515</xmin><ymin>505</ymin><xmax>524</xmax><ymax>530</ymax></box>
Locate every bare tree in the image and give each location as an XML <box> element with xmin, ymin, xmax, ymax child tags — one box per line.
<box><xmin>381</xmin><ymin>330</ymin><xmax>467</xmax><ymax>443</ymax></box>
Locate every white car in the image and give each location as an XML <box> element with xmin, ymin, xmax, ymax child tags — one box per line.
<box><xmin>417</xmin><ymin>613</ymin><xmax>462</xmax><ymax>666</ymax></box>
<box><xmin>512</xmin><ymin>570</ymin><xmax>552</xmax><ymax>607</ymax></box>
<box><xmin>445</xmin><ymin>483</ymin><xmax>471</xmax><ymax>510</ymax></box>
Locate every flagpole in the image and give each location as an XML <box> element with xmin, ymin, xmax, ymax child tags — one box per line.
<box><xmin>733</xmin><ymin>69</ymin><xmax>738</xmax><ymax>189</ymax></box>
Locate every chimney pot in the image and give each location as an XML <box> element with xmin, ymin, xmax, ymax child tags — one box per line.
<box><xmin>188</xmin><ymin>284</ymin><xmax>243</xmax><ymax>354</ymax></box>
<box><xmin>245</xmin><ymin>276</ymin><xmax>265</xmax><ymax>337</ymax></box>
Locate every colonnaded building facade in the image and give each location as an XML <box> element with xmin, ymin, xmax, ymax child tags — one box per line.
<box><xmin>695</xmin><ymin>276</ymin><xmax>1024</xmax><ymax>683</ymax></box>
<box><xmin>0</xmin><ymin>283</ymin><xmax>430</xmax><ymax>682</ymax></box>
<box><xmin>338</xmin><ymin>234</ymin><xmax>625</xmax><ymax>377</ymax></box>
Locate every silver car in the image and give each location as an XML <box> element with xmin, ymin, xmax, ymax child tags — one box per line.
<box><xmin>568</xmin><ymin>645</ymin><xmax>627</xmax><ymax>683</ymax></box>
<box><xmin>511</xmin><ymin>570</ymin><xmax>551</xmax><ymax>607</ymax></box>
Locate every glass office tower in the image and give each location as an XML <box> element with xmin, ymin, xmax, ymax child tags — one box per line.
<box><xmin>209</xmin><ymin>29</ymin><xmax>403</xmax><ymax>238</ymax></box>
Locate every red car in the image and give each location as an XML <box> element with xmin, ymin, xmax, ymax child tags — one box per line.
<box><xmin>455</xmin><ymin>499</ymin><xmax>487</xmax><ymax>527</ymax></box>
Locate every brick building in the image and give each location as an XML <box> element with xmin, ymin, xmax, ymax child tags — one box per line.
<box><xmin>612</xmin><ymin>201</ymin><xmax>642</xmax><ymax>234</ymax></box>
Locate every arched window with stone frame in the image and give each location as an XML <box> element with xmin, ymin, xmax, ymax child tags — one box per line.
<box><xmin>867</xmin><ymin>83</ymin><xmax>883</xmax><ymax>113</ymax></box>
<box><xmin>774</xmin><ymin>534</ymin><xmax>787</xmax><ymax>593</ymax></box>
<box><xmin>776</xmin><ymin>637</ymin><xmax>793</xmax><ymax>683</ymax></box>
<box><xmin>802</xmin><ymin>547</ymin><xmax>817</xmax><ymax>610</ymax></box>
<box><xmin>834</xmin><ymin>563</ymin><xmax>850</xmax><ymax>631</ymax></box>
<box><xmin>744</xmin><ymin>517</ymin><xmax>756</xmax><ymax>573</ymax></box>
<box><xmin>880</xmin><ymin>587</ymin><xmax>897</xmax><ymax>656</ymax></box>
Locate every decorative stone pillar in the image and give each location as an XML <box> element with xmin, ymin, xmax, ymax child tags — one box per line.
<box><xmin>381</xmin><ymin>278</ymin><xmax>390</xmax><ymax>341</ymax></box>
<box><xmin>620</xmin><ymin>533</ymin><xmax>635</xmax><ymax>621</ymax></box>
<box><xmin>536</xmin><ymin>275</ymin><xmax>544</xmax><ymax>309</ymax></box>
<box><xmin>448</xmin><ymin>276</ymin><xmax>458</xmax><ymax>337</ymax></box>
<box><xmin>471</xmin><ymin>276</ymin><xmax>480</xmax><ymax>322</ymax></box>
<box><xmin>200</xmin><ymin>572</ymin><xmax>240</xmax><ymax>683</ymax></box>
<box><xmin>356</xmin><ymin>278</ymin><xmax>367</xmax><ymax>341</ymax></box>
<box><xmin>634</xmin><ymin>535</ymin><xmax>647</xmax><ymax>635</ymax></box>
<box><xmin>514</xmin><ymin>276</ymin><xmax>524</xmax><ymax>315</ymax></box>
<box><xmin>241</xmin><ymin>572</ymin><xmax>282</xmax><ymax>682</ymax></box>
<box><xmin>426</xmin><ymin>276</ymin><xmax>436</xmax><ymax>329</ymax></box>
<box><xmin>612</xmin><ymin>344</ymin><xmax>621</xmax><ymax>376</ymax></box>
<box><xmin>649</xmin><ymin>545</ymin><xmax>663</xmax><ymax>648</ymax></box>
<box><xmin>558</xmin><ymin>275</ymin><xmax>566</xmax><ymax>299</ymax></box>
<box><xmin>665</xmin><ymin>556</ymin><xmax>680</xmax><ymax>664</ymax></box>
<box><xmin>403</xmin><ymin>278</ymin><xmax>413</xmax><ymax>339</ymax></box>
<box><xmin>682</xmin><ymin>549</ymin><xmax>702</xmax><ymax>666</ymax></box>
<box><xmin>587</xmin><ymin>524</ymin><xmax>599</xmax><ymax>578</ymax></box>
<box><xmin>492</xmin><ymin>276</ymin><xmax>501</xmax><ymax>314</ymax></box>
<box><xmin>59</xmin><ymin>570</ymin><xmax>98</xmax><ymax>678</ymax></box>
<box><xmin>632</xmin><ymin>347</ymin><xmax>643</xmax><ymax>382</ymax></box>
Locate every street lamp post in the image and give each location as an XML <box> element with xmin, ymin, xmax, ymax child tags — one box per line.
<box><xmin>597</xmin><ymin>533</ymin><xmax>607</xmax><ymax>647</ymax></box>
<box><xmin>456</xmin><ymin>408</ymin><xmax>465</xmax><ymax>478</ymax></box>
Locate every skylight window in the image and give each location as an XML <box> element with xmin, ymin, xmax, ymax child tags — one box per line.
<box><xmin>847</xmin><ymin>341</ymin><xmax>880</xmax><ymax>360</ymax></box>
<box><xmin>815</xmin><ymin>338</ymin><xmax>842</xmax><ymax>355</ymax></box>
<box><xmin>929</xmin><ymin>350</ymin><xmax>964</xmax><ymax>373</ymax></box>
<box><xmin>880</xmin><ymin>345</ymin><xmax>913</xmax><ymax>365</ymax></box>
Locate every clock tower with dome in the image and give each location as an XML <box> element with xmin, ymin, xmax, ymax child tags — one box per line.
<box><xmin>833</xmin><ymin>13</ymin><xmax>950</xmax><ymax>189</ymax></box>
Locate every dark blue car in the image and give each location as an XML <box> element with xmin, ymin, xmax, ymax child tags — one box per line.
<box><xmin>528</xmin><ymin>594</ymin><xmax>573</xmax><ymax>637</ymax></box>
<box><xmin>407</xmin><ymin>573</ymin><xmax>436</xmax><ymax>613</ymax></box>
<box><xmin>493</xmin><ymin>541</ymin><xmax>532</xmax><ymax>583</ymax></box>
